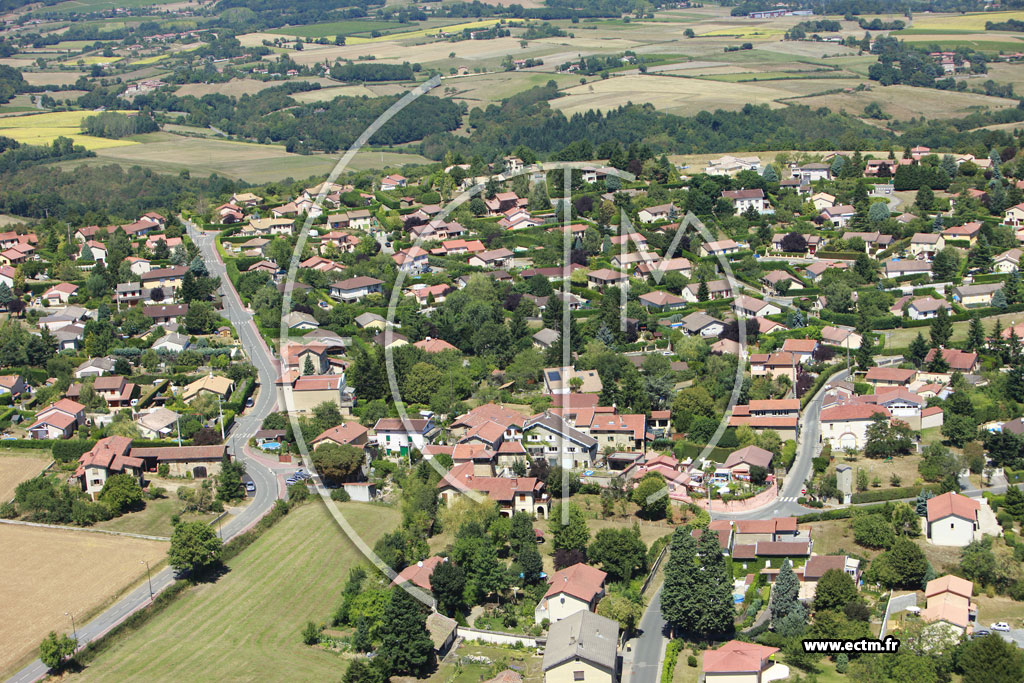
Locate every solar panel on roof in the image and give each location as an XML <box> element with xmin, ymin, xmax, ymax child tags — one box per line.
<box><xmin>547</xmin><ymin>370</ymin><xmax>561</xmax><ymax>382</ymax></box>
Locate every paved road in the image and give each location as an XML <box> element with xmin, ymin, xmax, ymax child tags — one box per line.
<box><xmin>627</xmin><ymin>367</ymin><xmax>851</xmax><ymax>679</ymax></box>
<box><xmin>7</xmin><ymin>222</ymin><xmax>282</xmax><ymax>683</ymax></box>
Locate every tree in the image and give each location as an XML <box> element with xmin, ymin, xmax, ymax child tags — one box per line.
<box><xmin>302</xmin><ymin>620</ymin><xmax>320</xmax><ymax>645</ymax></box>
<box><xmin>509</xmin><ymin>510</ymin><xmax>535</xmax><ymax>553</ymax></box>
<box><xmin>183</xmin><ymin>301</ymin><xmax>217</xmax><ymax>335</ymax></box>
<box><xmin>908</xmin><ymin>332</ymin><xmax>929</xmax><ymax>368</ymax></box>
<box><xmin>852</xmin><ymin>512</ymin><xmax>896</xmax><ymax>549</ymax></box>
<box><xmin>966</xmin><ymin>314</ymin><xmax>986</xmax><ymax>352</ymax></box>
<box><xmin>856</xmin><ymin>333</ymin><xmax>873</xmax><ymax>370</ymax></box>
<box><xmin>874</xmin><ymin>537</ymin><xmax>927</xmax><ymax>588</ymax></box>
<box><xmin>814</xmin><ymin>568</ymin><xmax>858</xmax><ymax>613</ymax></box>
<box><xmin>588</xmin><ymin>526</ymin><xmax>647</xmax><ymax>583</ymax></box>
<box><xmin>661</xmin><ymin>527</ymin><xmax>697</xmax><ymax>633</ymax></box>
<box><xmin>959</xmin><ymin>633</ymin><xmax>1024</xmax><ymax>683</ymax></box>
<box><xmin>377</xmin><ymin>588</ymin><xmax>435</xmax><ymax>678</ymax></box>
<box><xmin>311</xmin><ymin>443</ymin><xmax>363</xmax><ymax>485</ymax></box>
<box><xmin>430</xmin><ymin>560</ymin><xmax>465</xmax><ymax>616</ymax></box>
<box><xmin>930</xmin><ymin>307</ymin><xmax>952</xmax><ymax>348</ymax></box>
<box><xmin>690</xmin><ymin>527</ymin><xmax>735</xmax><ymax>637</ymax></box>
<box><xmin>932</xmin><ymin>248</ymin><xmax>960</xmax><ymax>280</ymax></box>
<box><xmin>771</xmin><ymin>560</ymin><xmax>803</xmax><ymax>625</ymax></box>
<box><xmin>168</xmin><ymin>520</ymin><xmax>223</xmax><ymax>576</ymax></box>
<box><xmin>39</xmin><ymin>631</ymin><xmax>77</xmax><ymax>671</ymax></box>
<box><xmin>696</xmin><ymin>277</ymin><xmax>709</xmax><ymax>302</ymax></box>
<box><xmin>942</xmin><ymin>413</ymin><xmax>977</xmax><ymax>448</ymax></box>
<box><xmin>98</xmin><ymin>473</ymin><xmax>144</xmax><ymax>514</ymax></box>
<box><xmin>549</xmin><ymin>502</ymin><xmax>590</xmax><ymax>557</ymax></box>
<box><xmin>597</xmin><ymin>593</ymin><xmax>645</xmax><ymax>633</ymax></box>
<box><xmin>343</xmin><ymin>659</ymin><xmax>385</xmax><ymax>683</ymax></box>
<box><xmin>0</xmin><ymin>281</ymin><xmax>13</xmax><ymax>311</ymax></box>
<box><xmin>632</xmin><ymin>473</ymin><xmax>668</xmax><ymax>520</ymax></box>
<box><xmin>216</xmin><ymin>454</ymin><xmax>246</xmax><ymax>502</ymax></box>
<box><xmin>518</xmin><ymin>540</ymin><xmax>544</xmax><ymax>585</ymax></box>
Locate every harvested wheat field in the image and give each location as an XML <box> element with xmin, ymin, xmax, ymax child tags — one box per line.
<box><xmin>0</xmin><ymin>525</ymin><xmax>166</xmax><ymax>676</ymax></box>
<box><xmin>0</xmin><ymin>454</ymin><xmax>50</xmax><ymax>502</ymax></box>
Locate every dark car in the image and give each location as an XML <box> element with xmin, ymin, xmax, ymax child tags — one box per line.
<box><xmin>972</xmin><ymin>629</ymin><xmax>991</xmax><ymax>639</ymax></box>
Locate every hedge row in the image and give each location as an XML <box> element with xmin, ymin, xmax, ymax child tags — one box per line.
<box><xmin>800</xmin><ymin>362</ymin><xmax>846</xmax><ymax>409</ymax></box>
<box><xmin>796</xmin><ymin>502</ymin><xmax>890</xmax><ymax>522</ymax></box>
<box><xmin>850</xmin><ymin>483</ymin><xmax>942</xmax><ymax>504</ymax></box>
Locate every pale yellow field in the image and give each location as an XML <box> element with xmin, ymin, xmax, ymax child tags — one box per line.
<box><xmin>911</xmin><ymin>10</ymin><xmax>1024</xmax><ymax>31</ymax></box>
<box><xmin>796</xmin><ymin>84</ymin><xmax>1016</xmax><ymax>122</ymax></box>
<box><xmin>344</xmin><ymin>18</ymin><xmax>507</xmax><ymax>44</ymax></box>
<box><xmin>700</xmin><ymin>26</ymin><xmax>786</xmax><ymax>38</ymax></box>
<box><xmin>131</xmin><ymin>54</ymin><xmax>167</xmax><ymax>65</ymax></box>
<box><xmin>75</xmin><ymin>55</ymin><xmax>122</xmax><ymax>65</ymax></box>
<box><xmin>289</xmin><ymin>85</ymin><xmax>380</xmax><ymax>102</ymax></box>
<box><xmin>19</xmin><ymin>71</ymin><xmax>81</xmax><ymax>86</ymax></box>
<box><xmin>0</xmin><ymin>524</ymin><xmax>166</xmax><ymax>676</ymax></box>
<box><xmin>280</xmin><ymin>34</ymin><xmax>528</xmax><ymax>66</ymax></box>
<box><xmin>0</xmin><ymin>111</ymin><xmax>138</xmax><ymax>150</ymax></box>
<box><xmin>0</xmin><ymin>455</ymin><xmax>50</xmax><ymax>503</ymax></box>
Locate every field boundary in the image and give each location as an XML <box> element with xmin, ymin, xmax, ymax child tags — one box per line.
<box><xmin>0</xmin><ymin>518</ymin><xmax>171</xmax><ymax>541</ymax></box>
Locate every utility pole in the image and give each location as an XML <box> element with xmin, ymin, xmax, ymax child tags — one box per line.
<box><xmin>217</xmin><ymin>394</ymin><xmax>225</xmax><ymax>440</ymax></box>
<box><xmin>65</xmin><ymin>611</ymin><xmax>77</xmax><ymax>641</ymax></box>
<box><xmin>140</xmin><ymin>560</ymin><xmax>153</xmax><ymax>599</ymax></box>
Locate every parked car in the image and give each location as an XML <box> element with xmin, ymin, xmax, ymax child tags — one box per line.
<box><xmin>245</xmin><ymin>396</ymin><xmax>255</xmax><ymax>408</ymax></box>
<box><xmin>992</xmin><ymin>622</ymin><xmax>1011</xmax><ymax>632</ymax></box>
<box><xmin>285</xmin><ymin>477</ymin><xmax>297</xmax><ymax>486</ymax></box>
<box><xmin>245</xmin><ymin>481</ymin><xmax>255</xmax><ymax>493</ymax></box>
<box><xmin>972</xmin><ymin>629</ymin><xmax>991</xmax><ymax>638</ymax></box>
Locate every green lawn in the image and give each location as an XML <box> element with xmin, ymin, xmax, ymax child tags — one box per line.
<box><xmin>266</xmin><ymin>20</ymin><xmax>402</xmax><ymax>39</ymax></box>
<box><xmin>94</xmin><ymin>496</ymin><xmax>217</xmax><ymax>538</ymax></box>
<box><xmin>74</xmin><ymin>501</ymin><xmax>401</xmax><ymax>681</ymax></box>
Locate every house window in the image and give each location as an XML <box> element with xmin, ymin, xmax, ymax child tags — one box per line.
<box><xmin>573</xmin><ymin>672</ymin><xmax>585</xmax><ymax>681</ymax></box>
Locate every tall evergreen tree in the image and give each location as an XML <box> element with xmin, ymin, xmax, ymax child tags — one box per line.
<box><xmin>431</xmin><ymin>560</ymin><xmax>465</xmax><ymax>616</ymax></box>
<box><xmin>856</xmin><ymin>333</ymin><xmax>873</xmax><ymax>371</ymax></box>
<box><xmin>1005</xmin><ymin>270</ymin><xmax>1021</xmax><ymax>305</ymax></box>
<box><xmin>930</xmin><ymin>306</ymin><xmax>952</xmax><ymax>348</ymax></box>
<box><xmin>966</xmin><ymin>315</ymin><xmax>985</xmax><ymax>353</ymax></box>
<box><xmin>771</xmin><ymin>560</ymin><xmax>801</xmax><ymax>624</ymax></box>
<box><xmin>697</xmin><ymin>277</ymin><xmax>709</xmax><ymax>302</ymax></box>
<box><xmin>660</xmin><ymin>527</ymin><xmax>698</xmax><ymax>634</ymax></box>
<box><xmin>378</xmin><ymin>588</ymin><xmax>435</xmax><ymax>678</ymax></box>
<box><xmin>691</xmin><ymin>528</ymin><xmax>735</xmax><ymax>637</ymax></box>
<box><xmin>908</xmin><ymin>332</ymin><xmax>929</xmax><ymax>368</ymax></box>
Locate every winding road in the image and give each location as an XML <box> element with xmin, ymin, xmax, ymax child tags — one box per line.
<box><xmin>7</xmin><ymin>221</ymin><xmax>282</xmax><ymax>683</ymax></box>
<box><xmin>627</xmin><ymin>367</ymin><xmax>852</xmax><ymax>682</ymax></box>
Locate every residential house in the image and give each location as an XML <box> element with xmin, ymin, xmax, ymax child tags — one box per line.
<box><xmin>703</xmin><ymin>641</ymin><xmax>779</xmax><ymax>683</ymax></box>
<box><xmin>749</xmin><ymin>352</ymin><xmax>797</xmax><ymax>383</ymax></box>
<box><xmin>820</xmin><ymin>325</ymin><xmax>862</xmax><ymax>350</ymax></box>
<box><xmin>733</xmin><ymin>295</ymin><xmax>781</xmax><ymax>318</ymax></box>
<box><xmin>942</xmin><ymin>221</ymin><xmax>981</xmax><ymax>245</ymax></box>
<box><xmin>140</xmin><ymin>266</ymin><xmax>187</xmax><ymax>293</ymax></box>
<box><xmin>143</xmin><ymin>303</ymin><xmax>188</xmax><ymax>325</ymax></box>
<box><xmin>533</xmin><ymin>328</ymin><xmax>560</xmax><ymax>349</ymax></box>
<box><xmin>74</xmin><ymin>436</ymin><xmax>143</xmax><ymax>499</ymax></box>
<box><xmin>902</xmin><ymin>296</ymin><xmax>951</xmax><ymax>320</ymax></box>
<box><xmin>924</xmin><ymin>347</ymin><xmax>978</xmax><ymax>373</ymax></box>
<box><xmin>795</xmin><ymin>162</ymin><xmax>831</xmax><ymax>182</ymax></box>
<box><xmin>437</xmin><ymin>462</ymin><xmax>548</xmax><ymax>517</ymax></box>
<box><xmin>329</xmin><ymin>276</ymin><xmax>384</xmax><ymax>302</ymax></box>
<box><xmin>953</xmin><ymin>282</ymin><xmax>1003</xmax><ymax>307</ymax></box>
<box><xmin>865</xmin><ymin>366</ymin><xmax>917</xmax><ymax>388</ymax></box>
<box><xmin>926</xmin><ymin>492</ymin><xmax>980</xmax><ymax>547</ymax></box>
<box><xmin>277</xmin><ymin>373</ymin><xmax>353</xmax><ymax>414</ymax></box>
<box><xmin>637</xmin><ymin>203</ymin><xmax>676</xmax><ymax>223</ymax></box>
<box><xmin>994</xmin><ymin>247</ymin><xmax>1021</xmax><ymax>273</ymax></box>
<box><xmin>586</xmin><ymin>268</ymin><xmax>629</xmax><ymax>290</ymax></box>
<box><xmin>231</xmin><ymin>192</ymin><xmax>263</xmax><ymax>206</ymax></box>
<box><xmin>909</xmin><ymin>233</ymin><xmax>944</xmax><ymax>260</ymax></box>
<box><xmin>393</xmin><ymin>247</ymin><xmax>430</xmax><ymax>274</ymax></box>
<box><xmin>680</xmin><ymin>311</ymin><xmax>725</xmax><ymax>337</ymax></box>
<box><xmin>921</xmin><ymin>575</ymin><xmax>977</xmax><ymax>634</ymax></box>
<box><xmin>373</xmin><ymin>417</ymin><xmax>435</xmax><ymax>457</ymax></box>
<box><xmin>469</xmin><ymin>248</ymin><xmax>514</xmax><ymax>270</ymax></box>
<box><xmin>781</xmin><ymin>338</ymin><xmax>818</xmax><ymax>364</ymax></box>
<box><xmin>42</xmin><ymin>282</ymin><xmax>78</xmax><ymax>306</ymax></box>
<box><xmin>523</xmin><ymin>411</ymin><xmax>599</xmax><ymax>469</ymax></box>
<box><xmin>380</xmin><ymin>174</ymin><xmax>407</xmax><ymax>191</ymax></box>
<box><xmin>844</xmin><ymin>231</ymin><xmax>894</xmax><ymax>254</ymax></box>
<box><xmin>810</xmin><ymin>192</ymin><xmax>836</xmax><ymax>211</ymax></box>
<box><xmin>762</xmin><ymin>269</ymin><xmax>804</xmax><ymax>292</ymax></box>
<box><xmin>1003</xmin><ymin>202</ymin><xmax>1024</xmax><ymax>227</ymax></box>
<box><xmin>75</xmin><ymin>357</ymin><xmax>116</xmax><ymax>378</ymax></box>
<box><xmin>136</xmin><ymin>408</ymin><xmax>180</xmax><ymax>440</ymax></box>
<box><xmin>241</xmin><ymin>217</ymin><xmax>294</xmax><ymax>237</ymax></box>
<box><xmin>704</xmin><ymin>155</ymin><xmax>761</xmax><ymax>175</ymax></box>
<box><xmin>681</xmin><ymin>279</ymin><xmax>733</xmax><ymax>302</ymax></box>
<box><xmin>820</xmin><ymin>403</ymin><xmax>891</xmax><ymax>450</ymax></box>
<box><xmin>310</xmin><ymin>422</ymin><xmax>369</xmax><ymax>449</ymax></box>
<box><xmin>181</xmin><ymin>374</ymin><xmax>234</xmax><ymax>401</ymax></box>
<box><xmin>534</xmin><ymin>563</ymin><xmax>607</xmax><ymax>624</ymax></box>
<box><xmin>723</xmin><ymin>445</ymin><xmax>774</xmax><ymax>478</ymax></box>
<box><xmin>542</xmin><ymin>611</ymin><xmax>619</xmax><ymax>683</ymax></box>
<box><xmin>884</xmin><ymin>259</ymin><xmax>932</xmax><ymax>279</ymax></box>
<box><xmin>152</xmin><ymin>332</ymin><xmax>190</xmax><ymax>353</ymax></box>
<box><xmin>542</xmin><ymin>367</ymin><xmax>602</xmax><ymax>395</ymax></box>
<box><xmin>28</xmin><ymin>399</ymin><xmax>86</xmax><ymax>440</ymax></box>
<box><xmin>820</xmin><ymin>204</ymin><xmax>856</xmax><ymax>227</ymax></box>
<box><xmin>283</xmin><ymin>311</ymin><xmax>320</xmax><ymax>331</ymax></box>
<box><xmin>700</xmin><ymin>239</ymin><xmax>742</xmax><ymax>257</ymax></box>
<box><xmin>638</xmin><ymin>290</ymin><xmax>685</xmax><ymax>311</ymax></box>
<box><xmin>721</xmin><ymin>189</ymin><xmax>771</xmax><ymax>215</ymax></box>
<box><xmin>414</xmin><ymin>337</ymin><xmax>459</xmax><ymax>353</ymax></box>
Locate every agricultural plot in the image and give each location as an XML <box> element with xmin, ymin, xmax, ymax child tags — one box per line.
<box><xmin>898</xmin><ymin>34</ymin><xmax>1024</xmax><ymax>53</ymax></box>
<box><xmin>0</xmin><ymin>453</ymin><xmax>50</xmax><ymax>503</ymax></box>
<box><xmin>0</xmin><ymin>524</ymin><xmax>166</xmax><ymax>677</ymax></box>
<box><xmin>551</xmin><ymin>73</ymin><xmax>856</xmax><ymax>117</ymax></box>
<box><xmin>266</xmin><ymin>19</ymin><xmax>403</xmax><ymax>39</ymax></box>
<box><xmin>909</xmin><ymin>10</ymin><xmax>1024</xmax><ymax>31</ymax></box>
<box><xmin>279</xmin><ymin>35</ymin><xmax>530</xmax><ymax>67</ymax></box>
<box><xmin>19</xmin><ymin>71</ymin><xmax>82</xmax><ymax>86</ymax></box>
<box><xmin>0</xmin><ymin>110</ymin><xmax>137</xmax><ymax>150</ymax></box>
<box><xmin>73</xmin><ymin>501</ymin><xmax>400</xmax><ymax>681</ymax></box>
<box><xmin>794</xmin><ymin>84</ymin><xmax>1017</xmax><ymax>123</ymax></box>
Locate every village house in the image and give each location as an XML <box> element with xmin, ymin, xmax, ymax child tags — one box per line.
<box><xmin>820</xmin><ymin>204</ymin><xmax>856</xmax><ymax>227</ymax></box>
<box><xmin>437</xmin><ymin>462</ymin><xmax>548</xmax><ymax>518</ymax></box>
<box><xmin>781</xmin><ymin>338</ymin><xmax>818</xmax><ymax>364</ymax></box>
<box><xmin>329</xmin><ymin>276</ymin><xmax>384</xmax><ymax>302</ymax></box>
<box><xmin>921</xmin><ymin>575</ymin><xmax>977</xmax><ymax>634</ymax></box>
<box><xmin>278</xmin><ymin>373</ymin><xmax>353</xmax><ymax>414</ymax></box>
<box><xmin>523</xmin><ymin>411</ymin><xmax>599</xmax><ymax>469</ymax></box>
<box><xmin>749</xmin><ymin>352</ymin><xmax>797</xmax><ymax>383</ymax></box>
<box><xmin>140</xmin><ymin>266</ymin><xmax>187</xmax><ymax>293</ymax></box>
<box><xmin>865</xmin><ymin>366</ymin><xmax>917</xmax><ymax>388</ymax></box>
<box><xmin>681</xmin><ymin>279</ymin><xmax>733</xmax><ymax>303</ymax></box>
<box><xmin>733</xmin><ymin>294</ymin><xmax>781</xmax><ymax>318</ymax></box>
<box><xmin>702</xmin><ymin>640</ymin><xmax>780</xmax><ymax>683</ymax></box>
<box><xmin>721</xmin><ymin>189</ymin><xmax>772</xmax><ymax>215</ymax></box>
<box><xmin>181</xmin><ymin>374</ymin><xmax>234</xmax><ymax>402</ymax></box>
<box><xmin>700</xmin><ymin>239</ymin><xmax>742</xmax><ymax>257</ymax></box>
<box><xmin>28</xmin><ymin>398</ymin><xmax>86</xmax><ymax>439</ymax></box>
<box><xmin>953</xmin><ymin>282</ymin><xmax>1003</xmax><ymax>307</ymax></box>
<box><xmin>542</xmin><ymin>612</ymin><xmax>620</xmax><ymax>683</ymax></box>
<box><xmin>534</xmin><ymin>563</ymin><xmax>607</xmax><ymax>624</ymax></box>
<box><xmin>373</xmin><ymin>417</ymin><xmax>435</xmax><ymax>457</ymax></box>
<box><xmin>909</xmin><ymin>232</ymin><xmax>944</xmax><ymax>260</ymax></box>
<box><xmin>637</xmin><ymin>203</ymin><xmax>676</xmax><ymax>223</ymax></box>
<box><xmin>820</xmin><ymin>403</ymin><xmax>891</xmax><ymax>450</ymax></box>
<box><xmin>926</xmin><ymin>492</ymin><xmax>981</xmax><ymax>547</ymax></box>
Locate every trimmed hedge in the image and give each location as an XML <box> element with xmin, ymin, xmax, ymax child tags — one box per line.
<box><xmin>796</xmin><ymin>502</ymin><xmax>890</xmax><ymax>522</ymax></box>
<box><xmin>52</xmin><ymin>440</ymin><xmax>97</xmax><ymax>463</ymax></box>
<box><xmin>800</xmin><ymin>362</ymin><xmax>846</xmax><ymax>409</ymax></box>
<box><xmin>850</xmin><ymin>483</ymin><xmax>942</xmax><ymax>504</ymax></box>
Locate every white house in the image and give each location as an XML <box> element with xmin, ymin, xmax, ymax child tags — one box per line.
<box><xmin>722</xmin><ymin>189</ymin><xmax>772</xmax><ymax>215</ymax></box>
<box><xmin>372</xmin><ymin>417</ymin><xmax>434</xmax><ymax>457</ymax></box>
<box><xmin>534</xmin><ymin>563</ymin><xmax>607</xmax><ymax>624</ymax></box>
<box><xmin>926</xmin><ymin>492</ymin><xmax>980</xmax><ymax>547</ymax></box>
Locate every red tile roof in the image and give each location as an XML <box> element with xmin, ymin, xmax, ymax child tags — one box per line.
<box><xmin>926</xmin><ymin>491</ymin><xmax>980</xmax><ymax>523</ymax></box>
<box><xmin>543</xmin><ymin>563</ymin><xmax>607</xmax><ymax>602</ymax></box>
<box><xmin>703</xmin><ymin>640</ymin><xmax>778</xmax><ymax>675</ymax></box>
<box><xmin>391</xmin><ymin>556</ymin><xmax>445</xmax><ymax>591</ymax></box>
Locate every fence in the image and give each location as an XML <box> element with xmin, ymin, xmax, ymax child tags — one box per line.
<box><xmin>455</xmin><ymin>626</ymin><xmax>543</xmax><ymax>648</ymax></box>
<box><xmin>640</xmin><ymin>542</ymin><xmax>671</xmax><ymax>596</ymax></box>
<box><xmin>880</xmin><ymin>591</ymin><xmax>917</xmax><ymax>639</ymax></box>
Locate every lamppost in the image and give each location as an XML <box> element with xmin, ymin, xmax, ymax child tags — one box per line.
<box><xmin>64</xmin><ymin>611</ymin><xmax>77</xmax><ymax>641</ymax></box>
<box><xmin>140</xmin><ymin>560</ymin><xmax>153</xmax><ymax>599</ymax></box>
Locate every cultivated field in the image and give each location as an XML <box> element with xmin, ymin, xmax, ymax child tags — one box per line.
<box><xmin>0</xmin><ymin>525</ymin><xmax>167</xmax><ymax>677</ymax></box>
<box><xmin>550</xmin><ymin>73</ymin><xmax>857</xmax><ymax>117</ymax></box>
<box><xmin>0</xmin><ymin>453</ymin><xmax>50</xmax><ymax>503</ymax></box>
<box><xmin>65</xmin><ymin>132</ymin><xmax>431</xmax><ymax>182</ymax></box>
<box><xmin>0</xmin><ymin>110</ymin><xmax>137</xmax><ymax>149</ymax></box>
<box><xmin>72</xmin><ymin>501</ymin><xmax>401</xmax><ymax>681</ymax></box>
<box><xmin>909</xmin><ymin>10</ymin><xmax>1024</xmax><ymax>31</ymax></box>
<box><xmin>794</xmin><ymin>84</ymin><xmax>1017</xmax><ymax>122</ymax></box>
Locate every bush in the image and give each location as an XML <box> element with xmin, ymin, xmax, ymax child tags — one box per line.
<box><xmin>52</xmin><ymin>440</ymin><xmax>96</xmax><ymax>463</ymax></box>
<box><xmin>687</xmin><ymin>655</ymin><xmax>697</xmax><ymax>667</ymax></box>
<box><xmin>288</xmin><ymin>482</ymin><xmax>311</xmax><ymax>502</ymax></box>
<box><xmin>997</xmin><ymin>511</ymin><xmax>1014</xmax><ymax>529</ymax></box>
<box><xmin>330</xmin><ymin>488</ymin><xmax>350</xmax><ymax>502</ymax></box>
<box><xmin>0</xmin><ymin>501</ymin><xmax>16</xmax><ymax>518</ymax></box>
<box><xmin>158</xmin><ymin>463</ymin><xmax>170</xmax><ymax>477</ymax></box>
<box><xmin>851</xmin><ymin>484</ymin><xmax>941</xmax><ymax>504</ymax></box>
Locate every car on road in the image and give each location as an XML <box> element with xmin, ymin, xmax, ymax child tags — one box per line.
<box><xmin>992</xmin><ymin>622</ymin><xmax>1011</xmax><ymax>632</ymax></box>
<box><xmin>245</xmin><ymin>396</ymin><xmax>255</xmax><ymax>408</ymax></box>
<box><xmin>385</xmin><ymin>241</ymin><xmax>391</xmax><ymax>247</ymax></box>
<box><xmin>245</xmin><ymin>481</ymin><xmax>256</xmax><ymax>493</ymax></box>
<box><xmin>972</xmin><ymin>629</ymin><xmax>991</xmax><ymax>638</ymax></box>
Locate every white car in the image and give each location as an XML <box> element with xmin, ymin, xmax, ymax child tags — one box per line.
<box><xmin>992</xmin><ymin>622</ymin><xmax>1011</xmax><ymax>632</ymax></box>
